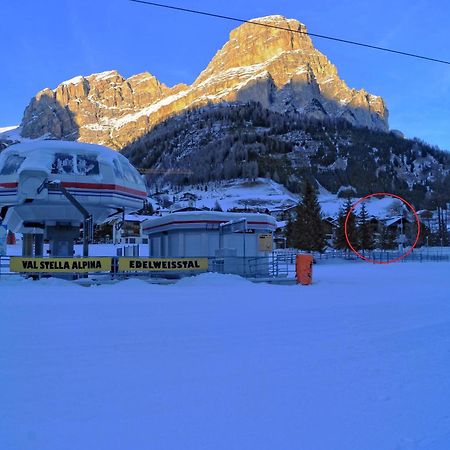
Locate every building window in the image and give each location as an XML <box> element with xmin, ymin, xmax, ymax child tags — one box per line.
<box><xmin>77</xmin><ymin>155</ymin><xmax>99</xmax><ymax>175</ymax></box>
<box><xmin>0</xmin><ymin>154</ymin><xmax>25</xmax><ymax>175</ymax></box>
<box><xmin>113</xmin><ymin>159</ymin><xmax>124</xmax><ymax>179</ymax></box>
<box><xmin>120</xmin><ymin>161</ymin><xmax>142</xmax><ymax>184</ymax></box>
<box><xmin>51</xmin><ymin>153</ymin><xmax>99</xmax><ymax>175</ymax></box>
<box><xmin>52</xmin><ymin>153</ymin><xmax>74</xmax><ymax>174</ymax></box>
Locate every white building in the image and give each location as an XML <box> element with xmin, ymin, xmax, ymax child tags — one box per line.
<box><xmin>111</xmin><ymin>214</ymin><xmax>151</xmax><ymax>245</ymax></box>
<box><xmin>142</xmin><ymin>211</ymin><xmax>277</xmax><ymax>276</ymax></box>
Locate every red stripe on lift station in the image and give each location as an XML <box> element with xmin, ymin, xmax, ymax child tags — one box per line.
<box><xmin>0</xmin><ymin>181</ymin><xmax>146</xmax><ymax>197</ymax></box>
<box><xmin>61</xmin><ymin>182</ymin><xmax>147</xmax><ymax>197</ymax></box>
<box><xmin>144</xmin><ymin>219</ymin><xmax>275</xmax><ymax>232</ymax></box>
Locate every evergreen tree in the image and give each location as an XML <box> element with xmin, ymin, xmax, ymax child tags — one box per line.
<box><xmin>334</xmin><ymin>198</ymin><xmax>358</xmax><ymax>250</ymax></box>
<box><xmin>428</xmin><ymin>230</ymin><xmax>441</xmax><ymax>246</ymax></box>
<box><xmin>437</xmin><ymin>206</ymin><xmax>449</xmax><ymax>246</ymax></box>
<box><xmin>137</xmin><ymin>200</ymin><xmax>154</xmax><ymax>216</ymax></box>
<box><xmin>415</xmin><ymin>221</ymin><xmax>430</xmax><ymax>247</ymax></box>
<box><xmin>377</xmin><ymin>224</ymin><xmax>397</xmax><ymax>250</ymax></box>
<box><xmin>333</xmin><ymin>208</ymin><xmax>347</xmax><ymax>250</ymax></box>
<box><xmin>94</xmin><ymin>223</ymin><xmax>113</xmax><ymax>243</ymax></box>
<box><xmin>291</xmin><ymin>180</ymin><xmax>326</xmax><ymax>252</ymax></box>
<box><xmin>357</xmin><ymin>203</ymin><xmax>374</xmax><ymax>252</ymax></box>
<box><xmin>213</xmin><ymin>200</ymin><xmax>223</xmax><ymax>212</ymax></box>
<box><xmin>285</xmin><ymin>215</ymin><xmax>294</xmax><ymax>248</ymax></box>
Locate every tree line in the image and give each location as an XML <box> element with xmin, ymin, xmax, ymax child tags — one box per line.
<box><xmin>285</xmin><ymin>181</ymin><xmax>447</xmax><ymax>252</ymax></box>
<box><xmin>121</xmin><ymin>101</ymin><xmax>450</xmax><ymax>210</ymax></box>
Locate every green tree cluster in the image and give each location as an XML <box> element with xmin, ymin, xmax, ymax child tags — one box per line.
<box><xmin>333</xmin><ymin>200</ymin><xmax>376</xmax><ymax>252</ymax></box>
<box><xmin>287</xmin><ymin>180</ymin><xmax>326</xmax><ymax>252</ymax></box>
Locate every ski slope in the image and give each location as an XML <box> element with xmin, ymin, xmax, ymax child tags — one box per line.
<box><xmin>1</xmin><ymin>262</ymin><xmax>450</xmax><ymax>449</ymax></box>
<box><xmin>163</xmin><ymin>178</ymin><xmax>411</xmax><ymax>219</ymax></box>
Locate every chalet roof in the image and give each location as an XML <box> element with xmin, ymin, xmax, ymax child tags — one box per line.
<box><xmin>180</xmin><ymin>192</ymin><xmax>198</xmax><ymax>199</ymax></box>
<box><xmin>383</xmin><ymin>216</ymin><xmax>412</xmax><ymax>227</ymax></box>
<box><xmin>171</xmin><ymin>206</ymin><xmax>204</xmax><ymax>213</ymax></box>
<box><xmin>123</xmin><ymin>214</ymin><xmax>152</xmax><ymax>222</ymax></box>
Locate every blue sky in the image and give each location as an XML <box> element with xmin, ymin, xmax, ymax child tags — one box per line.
<box><xmin>1</xmin><ymin>0</ymin><xmax>449</xmax><ymax>150</ymax></box>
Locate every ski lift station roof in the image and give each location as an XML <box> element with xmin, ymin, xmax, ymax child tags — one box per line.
<box><xmin>142</xmin><ymin>211</ymin><xmax>277</xmax><ymax>235</ymax></box>
<box><xmin>0</xmin><ymin>140</ymin><xmax>147</xmax><ymax>233</ymax></box>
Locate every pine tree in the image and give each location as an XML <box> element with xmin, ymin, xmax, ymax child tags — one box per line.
<box><xmin>415</xmin><ymin>221</ymin><xmax>429</xmax><ymax>247</ymax></box>
<box><xmin>285</xmin><ymin>215</ymin><xmax>294</xmax><ymax>248</ymax></box>
<box><xmin>333</xmin><ymin>208</ymin><xmax>347</xmax><ymax>250</ymax></box>
<box><xmin>378</xmin><ymin>225</ymin><xmax>397</xmax><ymax>250</ymax></box>
<box><xmin>334</xmin><ymin>198</ymin><xmax>358</xmax><ymax>250</ymax></box>
<box><xmin>137</xmin><ymin>200</ymin><xmax>154</xmax><ymax>216</ymax></box>
<box><xmin>213</xmin><ymin>200</ymin><xmax>223</xmax><ymax>212</ymax></box>
<box><xmin>291</xmin><ymin>180</ymin><xmax>326</xmax><ymax>252</ymax></box>
<box><xmin>357</xmin><ymin>203</ymin><xmax>374</xmax><ymax>252</ymax></box>
<box><xmin>437</xmin><ymin>206</ymin><xmax>449</xmax><ymax>246</ymax></box>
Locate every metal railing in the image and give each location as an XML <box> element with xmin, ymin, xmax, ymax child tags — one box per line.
<box><xmin>273</xmin><ymin>248</ymin><xmax>450</xmax><ymax>263</ymax></box>
<box><xmin>1</xmin><ymin>248</ymin><xmax>448</xmax><ymax>282</ymax></box>
<box><xmin>0</xmin><ymin>255</ymin><xmax>296</xmax><ymax>281</ymax></box>
<box><xmin>0</xmin><ymin>255</ymin><xmax>13</xmax><ymax>277</ymax></box>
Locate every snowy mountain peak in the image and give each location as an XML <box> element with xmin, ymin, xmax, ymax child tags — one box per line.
<box><xmin>19</xmin><ymin>14</ymin><xmax>387</xmax><ymax>150</ymax></box>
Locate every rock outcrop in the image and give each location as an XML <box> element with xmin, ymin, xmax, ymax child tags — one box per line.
<box><xmin>20</xmin><ymin>15</ymin><xmax>389</xmax><ymax>149</ymax></box>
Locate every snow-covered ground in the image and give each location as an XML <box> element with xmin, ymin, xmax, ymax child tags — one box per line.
<box><xmin>1</xmin><ymin>262</ymin><xmax>450</xmax><ymax>449</ymax></box>
<box><xmin>0</xmin><ymin>125</ymin><xmax>19</xmax><ymax>135</ymax></box>
<box><xmin>0</xmin><ymin>125</ymin><xmax>25</xmax><ymax>142</ymax></box>
<box><xmin>161</xmin><ymin>178</ymin><xmax>408</xmax><ymax>218</ymax></box>
<box><xmin>164</xmin><ymin>178</ymin><xmax>298</xmax><ymax>212</ymax></box>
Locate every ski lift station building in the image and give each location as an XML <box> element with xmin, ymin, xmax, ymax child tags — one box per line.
<box><xmin>142</xmin><ymin>211</ymin><xmax>277</xmax><ymax>275</ymax></box>
<box><xmin>0</xmin><ymin>140</ymin><xmax>147</xmax><ymax>257</ymax></box>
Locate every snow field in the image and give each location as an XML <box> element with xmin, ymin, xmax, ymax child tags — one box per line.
<box><xmin>1</xmin><ymin>263</ymin><xmax>450</xmax><ymax>449</ymax></box>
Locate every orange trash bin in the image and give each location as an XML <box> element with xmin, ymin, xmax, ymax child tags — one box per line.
<box><xmin>296</xmin><ymin>254</ymin><xmax>313</xmax><ymax>285</ymax></box>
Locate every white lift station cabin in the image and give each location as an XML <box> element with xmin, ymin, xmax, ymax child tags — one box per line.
<box><xmin>0</xmin><ymin>140</ymin><xmax>147</xmax><ymax>258</ymax></box>
<box><xmin>142</xmin><ymin>211</ymin><xmax>277</xmax><ymax>276</ymax></box>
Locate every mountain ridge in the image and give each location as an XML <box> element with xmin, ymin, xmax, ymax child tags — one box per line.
<box><xmin>121</xmin><ymin>101</ymin><xmax>449</xmax><ymax>209</ymax></box>
<box><xmin>19</xmin><ymin>15</ymin><xmax>388</xmax><ymax>149</ymax></box>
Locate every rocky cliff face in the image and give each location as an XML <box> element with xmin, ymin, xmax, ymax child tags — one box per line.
<box><xmin>20</xmin><ymin>15</ymin><xmax>388</xmax><ymax>149</ymax></box>
<box><xmin>20</xmin><ymin>71</ymin><xmax>171</xmax><ymax>148</ymax></box>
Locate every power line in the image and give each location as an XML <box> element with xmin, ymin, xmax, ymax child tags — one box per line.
<box><xmin>129</xmin><ymin>0</ymin><xmax>450</xmax><ymax>65</ymax></box>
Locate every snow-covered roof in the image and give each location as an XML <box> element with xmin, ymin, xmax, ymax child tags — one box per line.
<box><xmin>2</xmin><ymin>139</ymin><xmax>114</xmax><ymax>156</ymax></box>
<box><xmin>123</xmin><ymin>214</ymin><xmax>152</xmax><ymax>222</ymax></box>
<box><xmin>383</xmin><ymin>216</ymin><xmax>411</xmax><ymax>227</ymax></box>
<box><xmin>0</xmin><ymin>140</ymin><xmax>137</xmax><ymax>171</ymax></box>
<box><xmin>142</xmin><ymin>211</ymin><xmax>277</xmax><ymax>234</ymax></box>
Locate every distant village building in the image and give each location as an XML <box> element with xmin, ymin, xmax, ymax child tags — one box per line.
<box><xmin>322</xmin><ymin>216</ymin><xmax>338</xmax><ymax>241</ymax></box>
<box><xmin>179</xmin><ymin>192</ymin><xmax>198</xmax><ymax>202</ymax></box>
<box><xmin>382</xmin><ymin>216</ymin><xmax>413</xmax><ymax>233</ymax></box>
<box><xmin>270</xmin><ymin>204</ymin><xmax>296</xmax><ymax>221</ymax></box>
<box><xmin>111</xmin><ymin>214</ymin><xmax>151</xmax><ymax>245</ymax></box>
<box><xmin>171</xmin><ymin>205</ymin><xmax>205</xmax><ymax>213</ymax></box>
